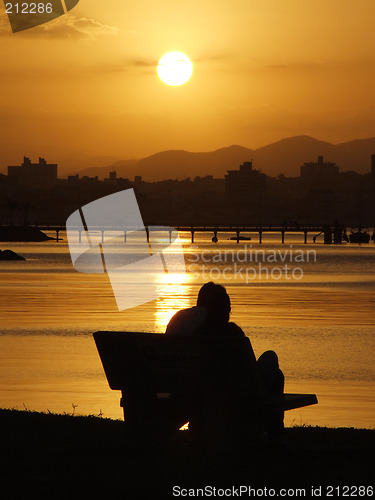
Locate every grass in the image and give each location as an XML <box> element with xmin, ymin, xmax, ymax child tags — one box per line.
<box><xmin>0</xmin><ymin>408</ymin><xmax>374</xmax><ymax>499</ymax></box>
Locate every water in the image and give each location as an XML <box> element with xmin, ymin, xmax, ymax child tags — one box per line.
<box><xmin>0</xmin><ymin>230</ymin><xmax>374</xmax><ymax>428</ymax></box>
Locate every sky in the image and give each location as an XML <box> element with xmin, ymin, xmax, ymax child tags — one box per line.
<box><xmin>0</xmin><ymin>0</ymin><xmax>374</xmax><ymax>169</ymax></box>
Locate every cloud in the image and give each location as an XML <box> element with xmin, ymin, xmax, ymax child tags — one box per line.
<box><xmin>68</xmin><ymin>53</ymin><xmax>231</xmax><ymax>75</ymax></box>
<box><xmin>40</xmin><ymin>15</ymin><xmax>119</xmax><ymax>39</ymax></box>
<box><xmin>92</xmin><ymin>54</ymin><xmax>232</xmax><ymax>76</ymax></box>
<box><xmin>92</xmin><ymin>59</ymin><xmax>159</xmax><ymax>75</ymax></box>
<box><xmin>0</xmin><ymin>9</ymin><xmax>119</xmax><ymax>39</ymax></box>
<box><xmin>194</xmin><ymin>55</ymin><xmax>231</xmax><ymax>63</ymax></box>
<box><xmin>128</xmin><ymin>59</ymin><xmax>159</xmax><ymax>68</ymax></box>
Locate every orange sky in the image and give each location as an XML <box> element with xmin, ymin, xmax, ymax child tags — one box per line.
<box><xmin>0</xmin><ymin>0</ymin><xmax>374</xmax><ymax>169</ymax></box>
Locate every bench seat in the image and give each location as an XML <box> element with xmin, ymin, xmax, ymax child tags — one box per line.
<box><xmin>94</xmin><ymin>331</ymin><xmax>318</xmax><ymax>440</ymax></box>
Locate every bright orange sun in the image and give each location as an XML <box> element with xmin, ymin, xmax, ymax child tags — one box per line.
<box><xmin>157</xmin><ymin>52</ymin><xmax>193</xmax><ymax>86</ymax></box>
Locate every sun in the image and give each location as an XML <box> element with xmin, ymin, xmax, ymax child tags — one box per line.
<box><xmin>157</xmin><ymin>52</ymin><xmax>193</xmax><ymax>86</ymax></box>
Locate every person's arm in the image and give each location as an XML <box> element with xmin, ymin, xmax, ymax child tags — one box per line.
<box><xmin>165</xmin><ymin>310</ymin><xmax>183</xmax><ymax>335</ymax></box>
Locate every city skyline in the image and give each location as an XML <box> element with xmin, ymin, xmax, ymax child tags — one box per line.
<box><xmin>2</xmin><ymin>134</ymin><xmax>375</xmax><ymax>179</ymax></box>
<box><xmin>3</xmin><ymin>152</ymin><xmax>373</xmax><ymax>228</ymax></box>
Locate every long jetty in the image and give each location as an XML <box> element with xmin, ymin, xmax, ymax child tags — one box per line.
<box><xmin>173</xmin><ymin>224</ymin><xmax>340</xmax><ymax>244</ymax></box>
<box><xmin>36</xmin><ymin>223</ymin><xmax>344</xmax><ymax>244</ymax></box>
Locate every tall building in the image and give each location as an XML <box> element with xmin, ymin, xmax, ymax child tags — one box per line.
<box><xmin>300</xmin><ymin>156</ymin><xmax>339</xmax><ymax>188</ymax></box>
<box><xmin>8</xmin><ymin>157</ymin><xmax>58</xmax><ymax>189</ymax></box>
<box><xmin>225</xmin><ymin>161</ymin><xmax>266</xmax><ymax>208</ymax></box>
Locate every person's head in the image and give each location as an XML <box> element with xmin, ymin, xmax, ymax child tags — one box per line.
<box><xmin>204</xmin><ymin>284</ymin><xmax>231</xmax><ymax>328</ymax></box>
<box><xmin>196</xmin><ymin>281</ymin><xmax>217</xmax><ymax>308</ymax></box>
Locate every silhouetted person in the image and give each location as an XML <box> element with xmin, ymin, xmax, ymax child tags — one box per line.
<box><xmin>193</xmin><ymin>284</ymin><xmax>244</xmax><ymax>337</ymax></box>
<box><xmin>166</xmin><ymin>282</ymin><xmax>285</xmax><ymax>443</ymax></box>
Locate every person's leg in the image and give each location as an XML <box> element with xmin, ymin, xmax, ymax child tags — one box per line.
<box><xmin>266</xmin><ymin>367</ymin><xmax>285</xmax><ymax>437</ymax></box>
<box><xmin>257</xmin><ymin>350</ymin><xmax>285</xmax><ymax>437</ymax></box>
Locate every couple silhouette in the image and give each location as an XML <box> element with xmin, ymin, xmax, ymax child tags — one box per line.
<box><xmin>166</xmin><ymin>282</ymin><xmax>285</xmax><ymax>443</ymax></box>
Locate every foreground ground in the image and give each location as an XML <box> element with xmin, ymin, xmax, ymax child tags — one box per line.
<box><xmin>0</xmin><ymin>409</ymin><xmax>374</xmax><ymax>499</ymax></box>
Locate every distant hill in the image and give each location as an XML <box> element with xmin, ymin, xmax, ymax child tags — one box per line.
<box><xmin>76</xmin><ymin>159</ymin><xmax>138</xmax><ymax>179</ymax></box>
<box><xmin>136</xmin><ymin>145</ymin><xmax>256</xmax><ymax>180</ymax></box>
<box><xmin>250</xmin><ymin>136</ymin><xmax>375</xmax><ymax>177</ymax></box>
<box><xmin>75</xmin><ymin>135</ymin><xmax>375</xmax><ymax>180</ymax></box>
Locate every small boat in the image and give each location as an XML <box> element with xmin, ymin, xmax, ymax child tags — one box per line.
<box><xmin>349</xmin><ymin>230</ymin><xmax>370</xmax><ymax>244</ymax></box>
<box><xmin>229</xmin><ymin>235</ymin><xmax>251</xmax><ymax>241</ymax></box>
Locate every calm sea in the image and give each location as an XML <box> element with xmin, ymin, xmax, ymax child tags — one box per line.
<box><xmin>0</xmin><ymin>230</ymin><xmax>374</xmax><ymax>428</ymax></box>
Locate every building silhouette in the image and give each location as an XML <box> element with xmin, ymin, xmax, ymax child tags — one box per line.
<box><xmin>300</xmin><ymin>156</ymin><xmax>339</xmax><ymax>188</ymax></box>
<box><xmin>225</xmin><ymin>161</ymin><xmax>267</xmax><ymax>221</ymax></box>
<box><xmin>1</xmin><ymin>153</ymin><xmax>373</xmax><ymax>227</ymax></box>
<box><xmin>225</xmin><ymin>161</ymin><xmax>266</xmax><ymax>215</ymax></box>
<box><xmin>8</xmin><ymin>157</ymin><xmax>57</xmax><ymax>189</ymax></box>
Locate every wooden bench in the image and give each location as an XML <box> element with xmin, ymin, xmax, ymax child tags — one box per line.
<box><xmin>94</xmin><ymin>331</ymin><xmax>317</xmax><ymax>445</ymax></box>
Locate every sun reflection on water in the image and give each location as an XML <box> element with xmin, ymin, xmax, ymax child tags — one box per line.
<box><xmin>153</xmin><ymin>272</ymin><xmax>194</xmax><ymax>332</ymax></box>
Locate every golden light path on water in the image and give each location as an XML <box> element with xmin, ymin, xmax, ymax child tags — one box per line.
<box><xmin>153</xmin><ymin>272</ymin><xmax>194</xmax><ymax>329</ymax></box>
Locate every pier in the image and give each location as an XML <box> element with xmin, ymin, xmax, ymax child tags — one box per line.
<box><xmin>34</xmin><ymin>223</ymin><xmax>347</xmax><ymax>244</ymax></box>
<box><xmin>173</xmin><ymin>224</ymin><xmax>345</xmax><ymax>244</ymax></box>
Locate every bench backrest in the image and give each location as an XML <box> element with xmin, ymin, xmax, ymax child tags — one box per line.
<box><xmin>93</xmin><ymin>331</ymin><xmax>262</xmax><ymax>398</ymax></box>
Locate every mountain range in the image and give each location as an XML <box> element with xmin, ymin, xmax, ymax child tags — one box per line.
<box><xmin>3</xmin><ymin>135</ymin><xmax>373</xmax><ymax>181</ymax></box>
<box><xmin>72</xmin><ymin>136</ymin><xmax>375</xmax><ymax>181</ymax></box>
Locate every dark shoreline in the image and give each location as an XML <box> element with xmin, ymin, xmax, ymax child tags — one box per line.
<box><xmin>0</xmin><ymin>226</ymin><xmax>53</xmax><ymax>242</ymax></box>
<box><xmin>0</xmin><ymin>409</ymin><xmax>374</xmax><ymax>498</ymax></box>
